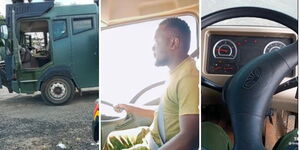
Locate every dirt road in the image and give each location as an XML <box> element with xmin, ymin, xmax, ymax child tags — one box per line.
<box><xmin>0</xmin><ymin>87</ymin><xmax>99</xmax><ymax>150</ymax></box>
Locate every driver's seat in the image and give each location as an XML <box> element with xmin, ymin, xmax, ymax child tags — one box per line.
<box><xmin>273</xmin><ymin>129</ymin><xmax>298</xmax><ymax>150</ymax></box>
<box><xmin>201</xmin><ymin>121</ymin><xmax>298</xmax><ymax>150</ymax></box>
<box><xmin>201</xmin><ymin>121</ymin><xmax>232</xmax><ymax>150</ymax></box>
<box><xmin>20</xmin><ymin>47</ymin><xmax>39</xmax><ymax>68</ymax></box>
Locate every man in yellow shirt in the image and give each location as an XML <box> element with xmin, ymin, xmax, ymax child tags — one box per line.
<box><xmin>103</xmin><ymin>17</ymin><xmax>199</xmax><ymax>150</ymax></box>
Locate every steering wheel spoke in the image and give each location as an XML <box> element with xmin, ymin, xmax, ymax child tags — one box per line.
<box><xmin>101</xmin><ymin>100</ymin><xmax>127</xmax><ymax>124</ymax></box>
<box><xmin>201</xmin><ymin>76</ymin><xmax>223</xmax><ymax>93</ymax></box>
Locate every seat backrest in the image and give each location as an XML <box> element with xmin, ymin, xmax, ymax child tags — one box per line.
<box><xmin>273</xmin><ymin>129</ymin><xmax>298</xmax><ymax>150</ymax></box>
<box><xmin>201</xmin><ymin>122</ymin><xmax>232</xmax><ymax>150</ymax></box>
<box><xmin>20</xmin><ymin>47</ymin><xmax>31</xmax><ymax>63</ymax></box>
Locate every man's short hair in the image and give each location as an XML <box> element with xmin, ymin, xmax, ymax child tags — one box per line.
<box><xmin>159</xmin><ymin>17</ymin><xmax>191</xmax><ymax>53</ymax></box>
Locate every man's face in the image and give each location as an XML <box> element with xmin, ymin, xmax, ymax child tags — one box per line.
<box><xmin>152</xmin><ymin>25</ymin><xmax>170</xmax><ymax>67</ymax></box>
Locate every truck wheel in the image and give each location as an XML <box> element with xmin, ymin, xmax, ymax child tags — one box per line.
<box><xmin>41</xmin><ymin>76</ymin><xmax>75</xmax><ymax>105</ymax></box>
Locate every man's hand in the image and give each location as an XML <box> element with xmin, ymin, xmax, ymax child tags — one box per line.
<box><xmin>159</xmin><ymin>114</ymin><xmax>199</xmax><ymax>150</ymax></box>
<box><xmin>113</xmin><ymin>104</ymin><xmax>156</xmax><ymax>120</ymax></box>
<box><xmin>113</xmin><ymin>104</ymin><xmax>127</xmax><ymax>113</ymax></box>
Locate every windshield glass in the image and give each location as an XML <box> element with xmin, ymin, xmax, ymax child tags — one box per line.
<box><xmin>202</xmin><ymin>0</ymin><xmax>297</xmax><ymax>27</ymax></box>
<box><xmin>101</xmin><ymin>16</ymin><xmax>197</xmax><ymax>105</ymax></box>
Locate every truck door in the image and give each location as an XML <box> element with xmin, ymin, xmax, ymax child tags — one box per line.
<box><xmin>70</xmin><ymin>15</ymin><xmax>98</xmax><ymax>88</ymax></box>
<box><xmin>16</xmin><ymin>19</ymin><xmax>53</xmax><ymax>94</ymax></box>
<box><xmin>52</xmin><ymin>19</ymin><xmax>72</xmax><ymax>67</ymax></box>
<box><xmin>0</xmin><ymin>24</ymin><xmax>13</xmax><ymax>92</ymax></box>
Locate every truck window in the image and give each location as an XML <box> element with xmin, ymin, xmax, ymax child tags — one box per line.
<box><xmin>53</xmin><ymin>20</ymin><xmax>67</xmax><ymax>40</ymax></box>
<box><xmin>72</xmin><ymin>17</ymin><xmax>93</xmax><ymax>34</ymax></box>
<box><xmin>102</xmin><ymin>15</ymin><xmax>197</xmax><ymax>105</ymax></box>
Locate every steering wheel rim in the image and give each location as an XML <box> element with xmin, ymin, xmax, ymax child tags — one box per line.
<box><xmin>201</xmin><ymin>7</ymin><xmax>298</xmax><ymax>150</ymax></box>
<box><xmin>101</xmin><ymin>100</ymin><xmax>127</xmax><ymax>124</ymax></box>
<box><xmin>202</xmin><ymin>7</ymin><xmax>297</xmax><ymax>32</ymax></box>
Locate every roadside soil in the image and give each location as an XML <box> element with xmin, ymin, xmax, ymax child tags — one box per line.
<box><xmin>0</xmin><ymin>87</ymin><xmax>99</xmax><ymax>150</ymax></box>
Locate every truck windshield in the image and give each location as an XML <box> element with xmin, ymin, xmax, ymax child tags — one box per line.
<box><xmin>202</xmin><ymin>0</ymin><xmax>297</xmax><ymax>27</ymax></box>
<box><xmin>202</xmin><ymin>0</ymin><xmax>297</xmax><ymax>17</ymax></box>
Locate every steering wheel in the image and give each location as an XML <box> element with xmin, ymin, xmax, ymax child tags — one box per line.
<box><xmin>101</xmin><ymin>100</ymin><xmax>127</xmax><ymax>124</ymax></box>
<box><xmin>201</xmin><ymin>7</ymin><xmax>297</xmax><ymax>150</ymax></box>
<box><xmin>36</xmin><ymin>49</ymin><xmax>50</xmax><ymax>56</ymax></box>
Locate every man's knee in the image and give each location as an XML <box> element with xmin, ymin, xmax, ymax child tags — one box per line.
<box><xmin>108</xmin><ymin>127</ymin><xmax>149</xmax><ymax>138</ymax></box>
<box><xmin>106</xmin><ymin>130</ymin><xmax>127</xmax><ymax>146</ymax></box>
<box><xmin>104</xmin><ymin>127</ymin><xmax>150</xmax><ymax>150</ymax></box>
<box><xmin>107</xmin><ymin>130</ymin><xmax>123</xmax><ymax>139</ymax></box>
<box><xmin>104</xmin><ymin>130</ymin><xmax>133</xmax><ymax>150</ymax></box>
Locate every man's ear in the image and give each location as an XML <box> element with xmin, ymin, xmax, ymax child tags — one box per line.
<box><xmin>170</xmin><ymin>37</ymin><xmax>180</xmax><ymax>50</ymax></box>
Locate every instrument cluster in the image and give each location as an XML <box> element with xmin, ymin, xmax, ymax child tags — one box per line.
<box><xmin>206</xmin><ymin>35</ymin><xmax>294</xmax><ymax>76</ymax></box>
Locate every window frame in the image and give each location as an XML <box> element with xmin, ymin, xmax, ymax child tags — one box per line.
<box><xmin>72</xmin><ymin>17</ymin><xmax>94</xmax><ymax>35</ymax></box>
<box><xmin>101</xmin><ymin>14</ymin><xmax>199</xmax><ymax>104</ymax></box>
<box><xmin>19</xmin><ymin>19</ymin><xmax>50</xmax><ymax>48</ymax></box>
<box><xmin>52</xmin><ymin>19</ymin><xmax>68</xmax><ymax>41</ymax></box>
<box><xmin>101</xmin><ymin>13</ymin><xmax>199</xmax><ymax>52</ymax></box>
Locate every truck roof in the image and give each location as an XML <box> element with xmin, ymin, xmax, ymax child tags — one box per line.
<box><xmin>45</xmin><ymin>4</ymin><xmax>98</xmax><ymax>17</ymax></box>
<box><xmin>6</xmin><ymin>2</ymin><xmax>98</xmax><ymax>27</ymax></box>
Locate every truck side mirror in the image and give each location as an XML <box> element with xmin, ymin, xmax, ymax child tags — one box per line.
<box><xmin>0</xmin><ymin>25</ymin><xmax>8</xmax><ymax>40</ymax></box>
<box><xmin>0</xmin><ymin>39</ymin><xmax>4</xmax><ymax>47</ymax></box>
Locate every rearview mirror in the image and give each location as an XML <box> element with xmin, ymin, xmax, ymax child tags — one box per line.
<box><xmin>0</xmin><ymin>25</ymin><xmax>8</xmax><ymax>40</ymax></box>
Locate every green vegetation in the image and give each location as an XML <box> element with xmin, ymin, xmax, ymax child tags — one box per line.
<box><xmin>0</xmin><ymin>13</ymin><xmax>4</xmax><ymax>20</ymax></box>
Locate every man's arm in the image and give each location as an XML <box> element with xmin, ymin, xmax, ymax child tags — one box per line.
<box><xmin>114</xmin><ymin>104</ymin><xmax>156</xmax><ymax>120</ymax></box>
<box><xmin>159</xmin><ymin>114</ymin><xmax>199</xmax><ymax>150</ymax></box>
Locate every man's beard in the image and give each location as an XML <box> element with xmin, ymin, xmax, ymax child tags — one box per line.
<box><xmin>155</xmin><ymin>58</ymin><xmax>168</xmax><ymax>67</ymax></box>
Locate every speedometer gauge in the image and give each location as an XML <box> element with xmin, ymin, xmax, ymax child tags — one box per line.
<box><xmin>263</xmin><ymin>41</ymin><xmax>286</xmax><ymax>54</ymax></box>
<box><xmin>213</xmin><ymin>39</ymin><xmax>237</xmax><ymax>59</ymax></box>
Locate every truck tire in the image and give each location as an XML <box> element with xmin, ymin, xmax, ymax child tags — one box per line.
<box><xmin>92</xmin><ymin>116</ymin><xmax>99</xmax><ymax>142</ymax></box>
<box><xmin>41</xmin><ymin>76</ymin><xmax>75</xmax><ymax>105</ymax></box>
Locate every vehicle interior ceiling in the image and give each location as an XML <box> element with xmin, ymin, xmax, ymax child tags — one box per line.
<box><xmin>201</xmin><ymin>10</ymin><xmax>298</xmax><ymax>149</ymax></box>
<box><xmin>19</xmin><ymin>20</ymin><xmax>51</xmax><ymax>69</ymax></box>
<box><xmin>100</xmin><ymin>0</ymin><xmax>199</xmax><ymax>145</ymax></box>
<box><xmin>101</xmin><ymin>0</ymin><xmax>198</xmax><ymax>27</ymax></box>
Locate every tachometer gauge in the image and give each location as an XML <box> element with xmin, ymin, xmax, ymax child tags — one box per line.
<box><xmin>263</xmin><ymin>41</ymin><xmax>286</xmax><ymax>54</ymax></box>
<box><xmin>213</xmin><ymin>39</ymin><xmax>237</xmax><ymax>59</ymax></box>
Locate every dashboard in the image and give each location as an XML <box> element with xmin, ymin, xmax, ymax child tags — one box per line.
<box><xmin>201</xmin><ymin>26</ymin><xmax>298</xmax><ymax>112</ymax></box>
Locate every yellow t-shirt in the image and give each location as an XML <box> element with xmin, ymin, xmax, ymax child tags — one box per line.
<box><xmin>149</xmin><ymin>57</ymin><xmax>199</xmax><ymax>145</ymax></box>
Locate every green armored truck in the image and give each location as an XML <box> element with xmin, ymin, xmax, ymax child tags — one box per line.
<box><xmin>0</xmin><ymin>1</ymin><xmax>99</xmax><ymax>105</ymax></box>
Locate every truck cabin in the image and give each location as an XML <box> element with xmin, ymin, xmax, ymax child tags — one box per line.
<box><xmin>1</xmin><ymin>1</ymin><xmax>99</xmax><ymax>105</ymax></box>
<box><xmin>4</xmin><ymin>2</ymin><xmax>54</xmax><ymax>70</ymax></box>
